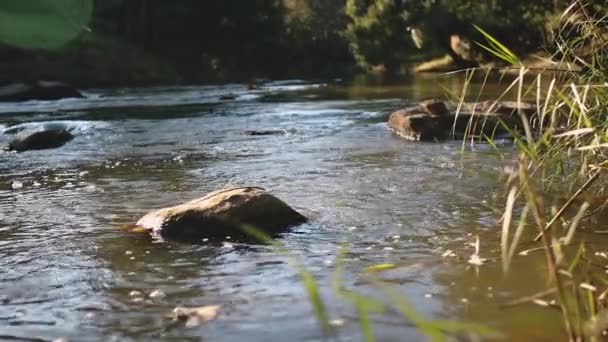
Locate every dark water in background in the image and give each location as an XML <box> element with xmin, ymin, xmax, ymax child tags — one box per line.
<box><xmin>0</xmin><ymin>73</ymin><xmax>601</xmax><ymax>341</ymax></box>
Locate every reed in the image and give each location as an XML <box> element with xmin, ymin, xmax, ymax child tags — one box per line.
<box><xmin>460</xmin><ymin>1</ymin><xmax>608</xmax><ymax>339</ymax></box>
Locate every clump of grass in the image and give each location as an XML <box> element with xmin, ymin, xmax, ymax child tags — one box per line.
<box><xmin>462</xmin><ymin>1</ymin><xmax>608</xmax><ymax>340</ymax></box>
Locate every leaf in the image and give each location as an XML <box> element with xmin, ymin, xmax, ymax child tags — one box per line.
<box><xmin>364</xmin><ymin>263</ymin><xmax>398</xmax><ymax>272</ymax></box>
<box><xmin>171</xmin><ymin>305</ymin><xmax>221</xmax><ymax>327</ymax></box>
<box><xmin>473</xmin><ymin>24</ymin><xmax>521</xmax><ymax>65</ymax></box>
<box><xmin>0</xmin><ymin>0</ymin><xmax>93</xmax><ymax>49</ymax></box>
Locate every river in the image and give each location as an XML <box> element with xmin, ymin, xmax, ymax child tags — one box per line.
<box><xmin>0</xmin><ymin>73</ymin><xmax>600</xmax><ymax>341</ymax></box>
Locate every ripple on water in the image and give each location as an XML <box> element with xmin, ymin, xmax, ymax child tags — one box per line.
<box><xmin>0</xmin><ymin>80</ymin><xmax>538</xmax><ymax>341</ymax></box>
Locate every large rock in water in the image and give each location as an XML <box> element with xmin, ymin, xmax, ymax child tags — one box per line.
<box><xmin>136</xmin><ymin>187</ymin><xmax>308</xmax><ymax>241</ymax></box>
<box><xmin>0</xmin><ymin>81</ymin><xmax>83</xmax><ymax>102</ymax></box>
<box><xmin>7</xmin><ymin>123</ymin><xmax>74</xmax><ymax>152</ymax></box>
<box><xmin>387</xmin><ymin>99</ymin><xmax>529</xmax><ymax>141</ymax></box>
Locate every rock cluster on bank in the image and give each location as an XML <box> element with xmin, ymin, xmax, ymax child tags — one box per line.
<box><xmin>387</xmin><ymin>99</ymin><xmax>541</xmax><ymax>141</ymax></box>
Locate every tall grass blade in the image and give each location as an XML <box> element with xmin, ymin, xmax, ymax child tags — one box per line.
<box><xmin>240</xmin><ymin>225</ymin><xmax>332</xmax><ymax>333</ymax></box>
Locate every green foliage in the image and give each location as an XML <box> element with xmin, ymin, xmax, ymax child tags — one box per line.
<box><xmin>344</xmin><ymin>0</ymin><xmax>418</xmax><ymax>70</ymax></box>
<box><xmin>474</xmin><ymin>25</ymin><xmax>521</xmax><ymax>65</ymax></box>
<box><xmin>0</xmin><ymin>0</ymin><xmax>93</xmax><ymax>49</ymax></box>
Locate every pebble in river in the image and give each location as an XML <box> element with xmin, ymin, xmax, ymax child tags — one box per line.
<box><xmin>149</xmin><ymin>290</ymin><xmax>166</xmax><ymax>299</ymax></box>
<box><xmin>329</xmin><ymin>318</ymin><xmax>345</xmax><ymax>326</ymax></box>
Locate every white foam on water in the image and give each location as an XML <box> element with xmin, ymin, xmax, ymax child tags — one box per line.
<box><xmin>3</xmin><ymin>120</ymin><xmax>110</xmax><ymax>135</ymax></box>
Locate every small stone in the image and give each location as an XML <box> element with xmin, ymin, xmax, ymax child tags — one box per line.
<box><xmin>11</xmin><ymin>181</ymin><xmax>23</xmax><ymax>190</ymax></box>
<box><xmin>424</xmin><ymin>293</ymin><xmax>433</xmax><ymax>298</ymax></box>
<box><xmin>461</xmin><ymin>298</ymin><xmax>469</xmax><ymax>303</ymax></box>
<box><xmin>347</xmin><ymin>226</ymin><xmax>357</xmax><ymax>232</ymax></box>
<box><xmin>441</xmin><ymin>250</ymin><xmax>456</xmax><ymax>258</ymax></box>
<box><xmin>129</xmin><ymin>257</ymin><xmax>136</xmax><ymax>260</ymax></box>
<box><xmin>329</xmin><ymin>318</ymin><xmax>345</xmax><ymax>327</ymax></box>
<box><xmin>149</xmin><ymin>290</ymin><xmax>166</xmax><ymax>299</ymax></box>
<box><xmin>84</xmin><ymin>185</ymin><xmax>97</xmax><ymax>192</ymax></box>
<box><xmin>383</xmin><ymin>247</ymin><xmax>394</xmax><ymax>251</ymax></box>
<box><xmin>78</xmin><ymin>171</ymin><xmax>89</xmax><ymax>177</ymax></box>
<box><xmin>129</xmin><ymin>290</ymin><xmax>143</xmax><ymax>297</ymax></box>
<box><xmin>468</xmin><ymin>254</ymin><xmax>488</xmax><ymax>266</ymax></box>
<box><xmin>125</xmin><ymin>251</ymin><xmax>133</xmax><ymax>255</ymax></box>
<box><xmin>33</xmin><ymin>182</ymin><xmax>41</xmax><ymax>187</ymax></box>
<box><xmin>53</xmin><ymin>338</ymin><xmax>69</xmax><ymax>342</ymax></box>
<box><xmin>131</xmin><ymin>297</ymin><xmax>144</xmax><ymax>303</ymax></box>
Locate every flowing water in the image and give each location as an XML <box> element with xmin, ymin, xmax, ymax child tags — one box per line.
<box><xmin>0</xmin><ymin>73</ymin><xmax>605</xmax><ymax>341</ymax></box>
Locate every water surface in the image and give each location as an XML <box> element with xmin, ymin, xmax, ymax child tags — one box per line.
<box><xmin>0</xmin><ymin>73</ymin><xmax>602</xmax><ymax>341</ymax></box>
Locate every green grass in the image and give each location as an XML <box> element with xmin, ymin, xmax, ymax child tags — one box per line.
<box><xmin>241</xmin><ymin>225</ymin><xmax>501</xmax><ymax>341</ymax></box>
<box><xmin>457</xmin><ymin>3</ymin><xmax>608</xmax><ymax>340</ymax></box>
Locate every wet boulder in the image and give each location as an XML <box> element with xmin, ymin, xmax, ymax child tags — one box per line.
<box><xmin>136</xmin><ymin>187</ymin><xmax>307</xmax><ymax>241</ymax></box>
<box><xmin>420</xmin><ymin>99</ymin><xmax>451</xmax><ymax>116</ymax></box>
<box><xmin>470</xmin><ymin>100</ymin><xmax>544</xmax><ymax>128</ymax></box>
<box><xmin>388</xmin><ymin>99</ymin><xmax>527</xmax><ymax>141</ymax></box>
<box><xmin>6</xmin><ymin>123</ymin><xmax>74</xmax><ymax>152</ymax></box>
<box><xmin>219</xmin><ymin>93</ymin><xmax>237</xmax><ymax>100</ymax></box>
<box><xmin>0</xmin><ymin>81</ymin><xmax>83</xmax><ymax>102</ymax></box>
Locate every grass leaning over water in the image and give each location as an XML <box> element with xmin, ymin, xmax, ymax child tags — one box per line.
<box><xmin>456</xmin><ymin>1</ymin><xmax>608</xmax><ymax>340</ymax></box>
<box><xmin>240</xmin><ymin>225</ymin><xmax>502</xmax><ymax>342</ymax></box>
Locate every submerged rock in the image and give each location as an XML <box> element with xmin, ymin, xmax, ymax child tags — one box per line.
<box><xmin>219</xmin><ymin>93</ymin><xmax>237</xmax><ymax>100</ymax></box>
<box><xmin>388</xmin><ymin>99</ymin><xmax>528</xmax><ymax>141</ymax></box>
<box><xmin>136</xmin><ymin>187</ymin><xmax>307</xmax><ymax>241</ymax></box>
<box><xmin>241</xmin><ymin>129</ymin><xmax>288</xmax><ymax>136</ymax></box>
<box><xmin>6</xmin><ymin>123</ymin><xmax>74</xmax><ymax>152</ymax></box>
<box><xmin>0</xmin><ymin>81</ymin><xmax>83</xmax><ymax>102</ymax></box>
